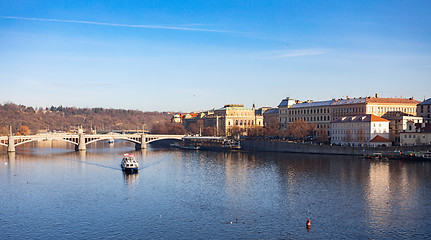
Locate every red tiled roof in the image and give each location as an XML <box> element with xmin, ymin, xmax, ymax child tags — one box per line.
<box><xmin>369</xmin><ymin>115</ymin><xmax>390</xmax><ymax>122</ymax></box>
<box><xmin>366</xmin><ymin>97</ymin><xmax>420</xmax><ymax>104</ymax></box>
<box><xmin>370</xmin><ymin>135</ymin><xmax>391</xmax><ymax>142</ymax></box>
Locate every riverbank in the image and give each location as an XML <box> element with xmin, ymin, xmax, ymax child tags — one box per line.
<box><xmin>240</xmin><ymin>140</ymin><xmax>431</xmax><ymax>156</ymax></box>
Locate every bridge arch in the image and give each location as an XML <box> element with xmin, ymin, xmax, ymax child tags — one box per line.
<box><xmin>146</xmin><ymin>137</ymin><xmax>183</xmax><ymax>144</ymax></box>
<box><xmin>15</xmin><ymin>138</ymin><xmax>79</xmax><ymax>147</ymax></box>
<box><xmin>85</xmin><ymin>137</ymin><xmax>141</xmax><ymax>145</ymax></box>
<box><xmin>15</xmin><ymin>138</ymin><xmax>44</xmax><ymax>147</ymax></box>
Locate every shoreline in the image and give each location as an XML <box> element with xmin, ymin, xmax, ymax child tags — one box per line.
<box><xmin>240</xmin><ymin>140</ymin><xmax>431</xmax><ymax>156</ymax></box>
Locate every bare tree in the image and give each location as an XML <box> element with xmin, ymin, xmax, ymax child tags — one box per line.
<box><xmin>287</xmin><ymin>119</ymin><xmax>312</xmax><ymax>140</ymax></box>
<box><xmin>186</xmin><ymin>122</ymin><xmax>199</xmax><ymax>134</ymax></box>
<box><xmin>0</xmin><ymin>126</ymin><xmax>8</xmax><ymax>135</ymax></box>
<box><xmin>357</xmin><ymin>126</ymin><xmax>366</xmax><ymax>144</ymax></box>
<box><xmin>202</xmin><ymin>126</ymin><xmax>214</xmax><ymax>136</ymax></box>
<box><xmin>230</xmin><ymin>126</ymin><xmax>244</xmax><ymax>138</ymax></box>
<box><xmin>316</xmin><ymin>129</ymin><xmax>329</xmax><ymax>142</ymax></box>
<box><xmin>345</xmin><ymin>129</ymin><xmax>352</xmax><ymax>145</ymax></box>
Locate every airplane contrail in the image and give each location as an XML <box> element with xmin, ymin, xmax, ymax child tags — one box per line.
<box><xmin>0</xmin><ymin>16</ymin><xmax>230</xmax><ymax>33</ymax></box>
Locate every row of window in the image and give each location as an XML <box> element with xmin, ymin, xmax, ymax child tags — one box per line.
<box><xmin>371</xmin><ymin>106</ymin><xmax>415</xmax><ymax>113</ymax></box>
<box><xmin>288</xmin><ymin>108</ymin><xmax>330</xmax><ymax>115</ymax></box>
<box><xmin>227</xmin><ymin>120</ymin><xmax>261</xmax><ymax>126</ymax></box>
<box><xmin>404</xmin><ymin>134</ymin><xmax>426</xmax><ymax>138</ymax></box>
<box><xmin>332</xmin><ymin>130</ymin><xmax>370</xmax><ymax>134</ymax></box>
<box><xmin>332</xmin><ymin>107</ymin><xmax>365</xmax><ymax>114</ymax></box>
<box><xmin>332</xmin><ymin>136</ymin><xmax>370</xmax><ymax>141</ymax></box>
<box><xmin>289</xmin><ymin>115</ymin><xmax>330</xmax><ymax>122</ymax></box>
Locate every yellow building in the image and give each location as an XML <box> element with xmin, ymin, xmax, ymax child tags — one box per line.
<box><xmin>205</xmin><ymin>104</ymin><xmax>263</xmax><ymax>136</ymax></box>
<box><xmin>331</xmin><ymin>95</ymin><xmax>419</xmax><ymax>120</ymax></box>
<box><xmin>331</xmin><ymin>95</ymin><xmax>420</xmax><ymax>143</ymax></box>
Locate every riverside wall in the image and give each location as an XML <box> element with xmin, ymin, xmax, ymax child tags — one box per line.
<box><xmin>240</xmin><ymin>140</ymin><xmax>431</xmax><ymax>156</ymax></box>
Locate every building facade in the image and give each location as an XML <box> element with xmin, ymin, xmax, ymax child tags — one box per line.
<box><xmin>278</xmin><ymin>97</ymin><xmax>297</xmax><ymax>129</ymax></box>
<box><xmin>262</xmin><ymin>108</ymin><xmax>279</xmax><ymax>128</ymax></box>
<box><xmin>204</xmin><ymin>104</ymin><xmax>264</xmax><ymax>136</ymax></box>
<box><xmin>330</xmin><ymin>95</ymin><xmax>419</xmax><ymax>121</ymax></box>
<box><xmin>400</xmin><ymin>122</ymin><xmax>431</xmax><ymax>146</ymax></box>
<box><xmin>330</xmin><ymin>114</ymin><xmax>391</xmax><ymax>146</ymax></box>
<box><xmin>417</xmin><ymin>98</ymin><xmax>431</xmax><ymax>123</ymax></box>
<box><xmin>389</xmin><ymin>116</ymin><xmax>423</xmax><ymax>143</ymax></box>
<box><xmin>330</xmin><ymin>95</ymin><xmax>420</xmax><ymax>142</ymax></box>
<box><xmin>288</xmin><ymin>100</ymin><xmax>335</xmax><ymax>132</ymax></box>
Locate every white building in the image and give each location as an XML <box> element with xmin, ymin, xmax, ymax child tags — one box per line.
<box><xmin>389</xmin><ymin>115</ymin><xmax>423</xmax><ymax>143</ymax></box>
<box><xmin>400</xmin><ymin>122</ymin><xmax>431</xmax><ymax>146</ymax></box>
<box><xmin>278</xmin><ymin>97</ymin><xmax>297</xmax><ymax>129</ymax></box>
<box><xmin>331</xmin><ymin>114</ymin><xmax>391</xmax><ymax>147</ymax></box>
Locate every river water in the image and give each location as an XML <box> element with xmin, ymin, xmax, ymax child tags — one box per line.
<box><xmin>1</xmin><ymin>141</ymin><xmax>430</xmax><ymax>239</ymax></box>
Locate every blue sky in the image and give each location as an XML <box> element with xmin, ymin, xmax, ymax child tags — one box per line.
<box><xmin>1</xmin><ymin>0</ymin><xmax>430</xmax><ymax>112</ymax></box>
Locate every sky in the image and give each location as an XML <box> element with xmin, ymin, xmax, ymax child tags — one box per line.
<box><xmin>1</xmin><ymin>0</ymin><xmax>430</xmax><ymax>112</ymax></box>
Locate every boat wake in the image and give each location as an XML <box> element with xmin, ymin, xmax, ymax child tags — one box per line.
<box><xmin>61</xmin><ymin>157</ymin><xmax>121</xmax><ymax>171</ymax></box>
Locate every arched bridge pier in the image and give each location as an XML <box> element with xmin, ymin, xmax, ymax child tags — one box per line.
<box><xmin>0</xmin><ymin>133</ymin><xmax>185</xmax><ymax>152</ymax></box>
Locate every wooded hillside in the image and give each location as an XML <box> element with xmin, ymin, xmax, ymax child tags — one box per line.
<box><xmin>0</xmin><ymin>103</ymin><xmax>173</xmax><ymax>135</ymax></box>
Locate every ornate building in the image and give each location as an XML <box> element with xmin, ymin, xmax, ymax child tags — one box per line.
<box><xmin>203</xmin><ymin>104</ymin><xmax>264</xmax><ymax>136</ymax></box>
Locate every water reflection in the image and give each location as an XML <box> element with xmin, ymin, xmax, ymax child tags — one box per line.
<box><xmin>123</xmin><ymin>172</ymin><xmax>139</xmax><ymax>185</ymax></box>
<box><xmin>1</xmin><ymin>144</ymin><xmax>430</xmax><ymax>239</ymax></box>
<box><xmin>367</xmin><ymin>162</ymin><xmax>391</xmax><ymax>234</ymax></box>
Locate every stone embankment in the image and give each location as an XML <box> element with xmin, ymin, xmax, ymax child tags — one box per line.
<box><xmin>240</xmin><ymin>140</ymin><xmax>431</xmax><ymax>156</ymax></box>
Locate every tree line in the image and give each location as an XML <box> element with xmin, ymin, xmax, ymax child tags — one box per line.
<box><xmin>1</xmin><ymin>103</ymin><xmax>329</xmax><ymax>143</ymax></box>
<box><xmin>0</xmin><ymin>103</ymin><xmax>172</xmax><ymax>135</ymax></box>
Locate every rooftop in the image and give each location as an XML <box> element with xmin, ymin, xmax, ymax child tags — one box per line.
<box><xmin>331</xmin><ymin>98</ymin><xmax>366</xmax><ymax>105</ymax></box>
<box><xmin>366</xmin><ymin>97</ymin><xmax>420</xmax><ymax>104</ymax></box>
<box><xmin>331</xmin><ymin>114</ymin><xmax>390</xmax><ymax>123</ymax></box>
<box><xmin>216</xmin><ymin>104</ymin><xmax>252</xmax><ymax>111</ymax></box>
<box><xmin>290</xmin><ymin>100</ymin><xmax>336</xmax><ymax>109</ymax></box>
<box><xmin>370</xmin><ymin>135</ymin><xmax>391</xmax><ymax>143</ymax></box>
<box><xmin>418</xmin><ymin>98</ymin><xmax>431</xmax><ymax>106</ymax></box>
<box><xmin>263</xmin><ymin>108</ymin><xmax>279</xmax><ymax>114</ymax></box>
<box><xmin>331</xmin><ymin>97</ymin><xmax>420</xmax><ymax>105</ymax></box>
<box><xmin>277</xmin><ymin>97</ymin><xmax>296</xmax><ymax>107</ymax></box>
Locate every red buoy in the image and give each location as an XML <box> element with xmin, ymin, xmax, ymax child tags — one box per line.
<box><xmin>306</xmin><ymin>219</ymin><xmax>311</xmax><ymax>228</ymax></box>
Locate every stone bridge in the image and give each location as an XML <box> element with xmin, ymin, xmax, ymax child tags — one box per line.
<box><xmin>0</xmin><ymin>133</ymin><xmax>186</xmax><ymax>152</ymax></box>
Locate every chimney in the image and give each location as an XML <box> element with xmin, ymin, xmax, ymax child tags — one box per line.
<box><xmin>375</xmin><ymin>93</ymin><xmax>378</xmax><ymax>98</ymax></box>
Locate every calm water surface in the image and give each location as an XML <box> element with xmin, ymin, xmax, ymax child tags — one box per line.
<box><xmin>1</xmin><ymin>141</ymin><xmax>431</xmax><ymax>239</ymax></box>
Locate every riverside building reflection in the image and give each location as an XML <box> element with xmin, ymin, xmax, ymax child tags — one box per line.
<box><xmin>1</xmin><ymin>143</ymin><xmax>430</xmax><ymax>239</ymax></box>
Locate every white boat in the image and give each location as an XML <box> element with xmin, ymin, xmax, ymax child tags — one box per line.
<box><xmin>121</xmin><ymin>154</ymin><xmax>139</xmax><ymax>173</ymax></box>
